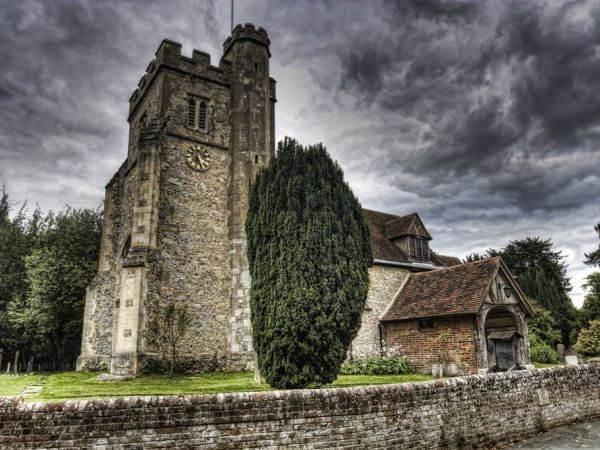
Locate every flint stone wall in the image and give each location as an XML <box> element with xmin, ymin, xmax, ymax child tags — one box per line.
<box><xmin>350</xmin><ymin>265</ymin><xmax>409</xmax><ymax>359</ymax></box>
<box><xmin>2</xmin><ymin>365</ymin><xmax>600</xmax><ymax>449</ymax></box>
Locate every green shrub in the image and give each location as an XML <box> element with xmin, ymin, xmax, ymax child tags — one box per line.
<box><xmin>340</xmin><ymin>356</ymin><xmax>415</xmax><ymax>375</ymax></box>
<box><xmin>530</xmin><ymin>334</ymin><xmax>559</xmax><ymax>364</ymax></box>
<box><xmin>576</xmin><ymin>319</ymin><xmax>600</xmax><ymax>356</ymax></box>
<box><xmin>140</xmin><ymin>353</ymin><xmax>222</xmax><ymax>374</ymax></box>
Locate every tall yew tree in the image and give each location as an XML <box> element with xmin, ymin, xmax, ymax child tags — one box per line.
<box><xmin>246</xmin><ymin>137</ymin><xmax>372</xmax><ymax>389</ymax></box>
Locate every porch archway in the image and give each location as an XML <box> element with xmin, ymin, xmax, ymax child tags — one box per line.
<box><xmin>483</xmin><ymin>306</ymin><xmax>526</xmax><ymax>372</ymax></box>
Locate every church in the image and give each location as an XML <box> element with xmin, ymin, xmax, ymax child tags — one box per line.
<box><xmin>76</xmin><ymin>25</ymin><xmax>534</xmax><ymax>377</ymax></box>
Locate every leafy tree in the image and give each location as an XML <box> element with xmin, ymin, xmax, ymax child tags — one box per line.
<box><xmin>584</xmin><ymin>221</ymin><xmax>600</xmax><ymax>267</ymax></box>
<box><xmin>0</xmin><ymin>186</ymin><xmax>41</xmax><ymax>368</ymax></box>
<box><xmin>581</xmin><ymin>272</ymin><xmax>600</xmax><ymax>327</ymax></box>
<box><xmin>529</xmin><ymin>334</ymin><xmax>559</xmax><ymax>364</ymax></box>
<box><xmin>18</xmin><ymin>208</ymin><xmax>101</xmax><ymax>370</ymax></box>
<box><xmin>576</xmin><ymin>319</ymin><xmax>600</xmax><ymax>356</ymax></box>
<box><xmin>152</xmin><ymin>301</ymin><xmax>192</xmax><ymax>378</ymax></box>
<box><xmin>0</xmin><ymin>187</ymin><xmax>29</xmax><ymax>317</ymax></box>
<box><xmin>246</xmin><ymin>137</ymin><xmax>372</xmax><ymax>389</ymax></box>
<box><xmin>526</xmin><ymin>297</ymin><xmax>562</xmax><ymax>348</ymax></box>
<box><xmin>526</xmin><ymin>297</ymin><xmax>561</xmax><ymax>364</ymax></box>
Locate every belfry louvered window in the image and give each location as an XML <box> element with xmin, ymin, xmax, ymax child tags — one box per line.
<box><xmin>199</xmin><ymin>102</ymin><xmax>207</xmax><ymax>130</ymax></box>
<box><xmin>187</xmin><ymin>99</ymin><xmax>196</xmax><ymax>127</ymax></box>
<box><xmin>186</xmin><ymin>97</ymin><xmax>209</xmax><ymax>131</ymax></box>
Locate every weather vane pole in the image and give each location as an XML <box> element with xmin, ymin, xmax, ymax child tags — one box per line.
<box><xmin>231</xmin><ymin>0</ymin><xmax>234</xmax><ymax>32</ymax></box>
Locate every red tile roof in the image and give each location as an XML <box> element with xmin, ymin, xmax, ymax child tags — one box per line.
<box><xmin>362</xmin><ymin>208</ymin><xmax>410</xmax><ymax>263</ymax></box>
<box><xmin>434</xmin><ymin>254</ymin><xmax>463</xmax><ymax>267</ymax></box>
<box><xmin>381</xmin><ymin>257</ymin><xmax>502</xmax><ymax>321</ymax></box>
<box><xmin>384</xmin><ymin>213</ymin><xmax>432</xmax><ymax>240</ymax></box>
<box><xmin>362</xmin><ymin>208</ymin><xmax>451</xmax><ymax>267</ymax></box>
<box><xmin>384</xmin><ymin>214</ymin><xmax>416</xmax><ymax>239</ymax></box>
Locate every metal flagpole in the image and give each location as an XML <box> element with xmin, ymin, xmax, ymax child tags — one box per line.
<box><xmin>231</xmin><ymin>0</ymin><xmax>234</xmax><ymax>32</ymax></box>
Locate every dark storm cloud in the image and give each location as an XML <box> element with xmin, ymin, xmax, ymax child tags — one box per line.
<box><xmin>329</xmin><ymin>0</ymin><xmax>600</xmax><ymax>215</ymax></box>
<box><xmin>0</xmin><ymin>0</ymin><xmax>223</xmax><ymax>210</ymax></box>
<box><xmin>386</xmin><ymin>0</ymin><xmax>481</xmax><ymax>23</ymax></box>
<box><xmin>339</xmin><ymin>48</ymin><xmax>391</xmax><ymax>100</ymax></box>
<box><xmin>1</xmin><ymin>0</ymin><xmax>598</xmax><ymax>305</ymax></box>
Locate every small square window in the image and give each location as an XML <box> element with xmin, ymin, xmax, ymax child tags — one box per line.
<box><xmin>419</xmin><ymin>319</ymin><xmax>434</xmax><ymax>330</ymax></box>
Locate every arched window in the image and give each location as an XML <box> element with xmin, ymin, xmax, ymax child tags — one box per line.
<box><xmin>187</xmin><ymin>98</ymin><xmax>196</xmax><ymax>128</ymax></box>
<box><xmin>199</xmin><ymin>101</ymin><xmax>207</xmax><ymax>130</ymax></box>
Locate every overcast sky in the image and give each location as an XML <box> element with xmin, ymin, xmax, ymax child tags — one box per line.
<box><xmin>1</xmin><ymin>0</ymin><xmax>599</xmax><ymax>306</ymax></box>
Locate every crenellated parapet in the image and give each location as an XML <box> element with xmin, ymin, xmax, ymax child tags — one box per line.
<box><xmin>223</xmin><ymin>23</ymin><xmax>270</xmax><ymax>57</ymax></box>
<box><xmin>128</xmin><ymin>39</ymin><xmax>232</xmax><ymax>121</ymax></box>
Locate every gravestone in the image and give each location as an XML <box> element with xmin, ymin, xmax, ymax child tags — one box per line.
<box><xmin>6</xmin><ymin>362</ymin><xmax>10</xmax><ymax>374</ymax></box>
<box><xmin>557</xmin><ymin>344</ymin><xmax>565</xmax><ymax>363</ymax></box>
<box><xmin>565</xmin><ymin>355</ymin><xmax>579</xmax><ymax>366</ymax></box>
<box><xmin>13</xmin><ymin>351</ymin><xmax>19</xmax><ymax>374</ymax></box>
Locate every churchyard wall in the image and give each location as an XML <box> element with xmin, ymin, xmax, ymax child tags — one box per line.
<box><xmin>2</xmin><ymin>365</ymin><xmax>599</xmax><ymax>449</ymax></box>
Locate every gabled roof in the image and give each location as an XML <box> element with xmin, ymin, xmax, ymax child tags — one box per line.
<box><xmin>385</xmin><ymin>212</ymin><xmax>432</xmax><ymax>240</ymax></box>
<box><xmin>380</xmin><ymin>257</ymin><xmax>534</xmax><ymax>321</ymax></box>
<box><xmin>362</xmin><ymin>208</ymin><xmax>454</xmax><ymax>268</ymax></box>
<box><xmin>362</xmin><ymin>208</ymin><xmax>410</xmax><ymax>263</ymax></box>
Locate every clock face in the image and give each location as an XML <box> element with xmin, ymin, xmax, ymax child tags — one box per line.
<box><xmin>185</xmin><ymin>145</ymin><xmax>212</xmax><ymax>171</ymax></box>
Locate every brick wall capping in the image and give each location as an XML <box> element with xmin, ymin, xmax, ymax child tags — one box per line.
<box><xmin>1</xmin><ymin>365</ymin><xmax>592</xmax><ymax>413</ymax></box>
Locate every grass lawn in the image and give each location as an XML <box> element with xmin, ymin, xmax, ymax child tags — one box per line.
<box><xmin>533</xmin><ymin>362</ymin><xmax>564</xmax><ymax>369</ymax></box>
<box><xmin>0</xmin><ymin>373</ymin><xmax>47</xmax><ymax>396</ymax></box>
<box><xmin>0</xmin><ymin>371</ymin><xmax>434</xmax><ymax>402</ymax></box>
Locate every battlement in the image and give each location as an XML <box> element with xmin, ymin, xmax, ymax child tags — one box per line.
<box><xmin>128</xmin><ymin>25</ymin><xmax>271</xmax><ymax>121</ymax></box>
<box><xmin>223</xmin><ymin>23</ymin><xmax>271</xmax><ymax>57</ymax></box>
<box><xmin>128</xmin><ymin>39</ymin><xmax>232</xmax><ymax>121</ymax></box>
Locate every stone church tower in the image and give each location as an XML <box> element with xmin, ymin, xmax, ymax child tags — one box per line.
<box><xmin>77</xmin><ymin>24</ymin><xmax>276</xmax><ymax>375</ymax></box>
